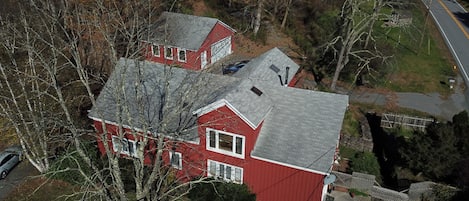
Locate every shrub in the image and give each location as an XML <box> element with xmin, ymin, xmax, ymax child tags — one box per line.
<box><xmin>350</xmin><ymin>151</ymin><xmax>381</xmax><ymax>178</ymax></box>
<box><xmin>48</xmin><ymin>141</ymin><xmax>101</xmax><ymax>185</ymax></box>
<box><xmin>189</xmin><ymin>179</ymin><xmax>255</xmax><ymax>201</ymax></box>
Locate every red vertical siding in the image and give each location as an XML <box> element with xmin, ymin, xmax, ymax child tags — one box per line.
<box><xmin>196</xmin><ymin>105</ymin><xmax>262</xmax><ymax>180</ymax></box>
<box><xmin>93</xmin><ymin>120</ymin><xmax>156</xmax><ymax>165</ymax></box>
<box><xmin>144</xmin><ymin>21</ymin><xmax>235</xmax><ymax>71</ymax></box>
<box><xmin>164</xmin><ymin>141</ymin><xmax>207</xmax><ymax>181</ymax></box>
<box><xmin>93</xmin><ymin>102</ymin><xmax>327</xmax><ymax>201</ymax></box>
<box><xmin>197</xmin><ymin>105</ymin><xmax>261</xmax><ymax>159</ymax></box>
<box><xmin>196</xmin><ymin>105</ymin><xmax>326</xmax><ymax>201</ymax></box>
<box><xmin>245</xmin><ymin>159</ymin><xmax>325</xmax><ymax>201</ymax></box>
<box><xmin>201</xmin><ymin>22</ymin><xmax>235</xmax><ymax>65</ymax></box>
<box><xmin>288</xmin><ymin>73</ymin><xmax>300</xmax><ymax>87</ymax></box>
<box><xmin>144</xmin><ymin>45</ymin><xmax>201</xmax><ymax>71</ymax></box>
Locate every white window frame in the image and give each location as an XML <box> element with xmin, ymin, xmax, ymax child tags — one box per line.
<box><xmin>112</xmin><ymin>135</ymin><xmax>139</xmax><ymax>158</ymax></box>
<box><xmin>152</xmin><ymin>44</ymin><xmax>160</xmax><ymax>57</ymax></box>
<box><xmin>165</xmin><ymin>46</ymin><xmax>173</xmax><ymax>60</ymax></box>
<box><xmin>206</xmin><ymin>128</ymin><xmax>245</xmax><ymax>159</ymax></box>
<box><xmin>207</xmin><ymin>159</ymin><xmax>243</xmax><ymax>184</ymax></box>
<box><xmin>177</xmin><ymin>48</ymin><xmax>187</xmax><ymax>62</ymax></box>
<box><xmin>169</xmin><ymin>151</ymin><xmax>182</xmax><ymax>170</ymax></box>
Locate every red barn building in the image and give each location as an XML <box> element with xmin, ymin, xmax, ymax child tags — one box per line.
<box><xmin>144</xmin><ymin>12</ymin><xmax>236</xmax><ymax>70</ymax></box>
<box><xmin>89</xmin><ymin>48</ymin><xmax>349</xmax><ymax>201</ymax></box>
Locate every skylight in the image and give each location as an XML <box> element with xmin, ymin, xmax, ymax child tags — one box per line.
<box><xmin>269</xmin><ymin>64</ymin><xmax>280</xmax><ymax>73</ymax></box>
<box><xmin>250</xmin><ymin>86</ymin><xmax>263</xmax><ymax>96</ymax></box>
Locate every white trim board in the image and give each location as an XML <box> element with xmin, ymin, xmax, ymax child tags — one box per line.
<box><xmin>88</xmin><ymin>116</ymin><xmax>200</xmax><ymax>145</ymax></box>
<box><xmin>250</xmin><ymin>154</ymin><xmax>328</xmax><ymax>176</ymax></box>
<box><xmin>193</xmin><ymin>99</ymin><xmax>263</xmax><ymax>130</ymax></box>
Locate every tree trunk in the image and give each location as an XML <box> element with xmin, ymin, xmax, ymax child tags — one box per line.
<box><xmin>281</xmin><ymin>0</ymin><xmax>292</xmax><ymax>29</ymax></box>
<box><xmin>331</xmin><ymin>45</ymin><xmax>347</xmax><ymax>90</ymax></box>
<box><xmin>364</xmin><ymin>0</ymin><xmax>382</xmax><ymax>48</ymax></box>
<box><xmin>253</xmin><ymin>0</ymin><xmax>264</xmax><ymax>35</ymax></box>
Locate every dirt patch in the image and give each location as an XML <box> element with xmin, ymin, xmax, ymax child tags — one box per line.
<box><xmin>333</xmin><ymin>158</ymin><xmax>350</xmax><ymax>173</ymax></box>
<box><xmin>4</xmin><ymin>177</ymin><xmax>79</xmax><ymax>201</ymax></box>
<box><xmin>293</xmin><ymin>69</ymin><xmax>317</xmax><ymax>90</ymax></box>
<box><xmin>234</xmin><ymin>23</ymin><xmax>302</xmax><ymax>60</ymax></box>
<box><xmin>191</xmin><ymin>0</ymin><xmax>209</xmax><ymax>16</ymax></box>
<box><xmin>191</xmin><ymin>1</ymin><xmax>301</xmax><ymax>67</ymax></box>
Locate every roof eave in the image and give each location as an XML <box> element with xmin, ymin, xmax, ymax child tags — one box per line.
<box><xmin>250</xmin><ymin>154</ymin><xmax>329</xmax><ymax>176</ymax></box>
<box><xmin>216</xmin><ymin>20</ymin><xmax>237</xmax><ymax>33</ymax></box>
<box><xmin>193</xmin><ymin>99</ymin><xmax>263</xmax><ymax>130</ymax></box>
<box><xmin>88</xmin><ymin>115</ymin><xmax>200</xmax><ymax>145</ymax></box>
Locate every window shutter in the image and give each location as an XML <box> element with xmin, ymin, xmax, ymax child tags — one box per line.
<box><xmin>235</xmin><ymin>137</ymin><xmax>243</xmax><ymax>154</ymax></box>
<box><xmin>209</xmin><ymin>131</ymin><xmax>216</xmax><ymax>148</ymax></box>
<box><xmin>226</xmin><ymin>166</ymin><xmax>232</xmax><ymax>180</ymax></box>
<box><xmin>209</xmin><ymin>161</ymin><xmax>216</xmax><ymax>175</ymax></box>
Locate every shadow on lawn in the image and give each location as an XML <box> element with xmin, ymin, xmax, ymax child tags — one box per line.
<box><xmin>366</xmin><ymin>112</ymin><xmax>409</xmax><ymax>191</ymax></box>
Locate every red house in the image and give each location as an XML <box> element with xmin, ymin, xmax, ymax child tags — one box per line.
<box><xmin>144</xmin><ymin>12</ymin><xmax>236</xmax><ymax>70</ymax></box>
<box><xmin>89</xmin><ymin>48</ymin><xmax>349</xmax><ymax>201</ymax></box>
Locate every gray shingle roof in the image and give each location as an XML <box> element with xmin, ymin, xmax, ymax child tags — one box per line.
<box><xmin>222</xmin><ymin>79</ymin><xmax>273</xmax><ymax>128</ymax></box>
<box><xmin>150</xmin><ymin>12</ymin><xmax>233</xmax><ymax>50</ymax></box>
<box><xmin>234</xmin><ymin>47</ymin><xmax>299</xmax><ymax>86</ymax></box>
<box><xmin>89</xmin><ymin>58</ymin><xmax>240</xmax><ymax>142</ymax></box>
<box><xmin>250</xmin><ymin>82</ymin><xmax>348</xmax><ymax>173</ymax></box>
<box><xmin>90</xmin><ymin>48</ymin><xmax>349</xmax><ymax>173</ymax></box>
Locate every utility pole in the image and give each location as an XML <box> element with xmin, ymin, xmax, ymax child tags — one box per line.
<box><xmin>419</xmin><ymin>0</ymin><xmax>433</xmax><ymax>54</ymax></box>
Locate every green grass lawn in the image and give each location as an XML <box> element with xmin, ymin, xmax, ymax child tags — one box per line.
<box><xmin>342</xmin><ymin>109</ymin><xmax>361</xmax><ymax>137</ymax></box>
<box><xmin>371</xmin><ymin>3</ymin><xmax>456</xmax><ymax>95</ymax></box>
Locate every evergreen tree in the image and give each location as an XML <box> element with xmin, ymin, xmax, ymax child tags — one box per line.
<box><xmin>400</xmin><ymin>122</ymin><xmax>460</xmax><ymax>180</ymax></box>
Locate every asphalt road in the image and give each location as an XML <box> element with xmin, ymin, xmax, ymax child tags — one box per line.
<box><xmin>423</xmin><ymin>0</ymin><xmax>469</xmax><ymax>85</ymax></box>
<box><xmin>0</xmin><ymin>161</ymin><xmax>37</xmax><ymax>200</ymax></box>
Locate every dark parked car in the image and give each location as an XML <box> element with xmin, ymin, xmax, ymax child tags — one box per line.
<box><xmin>0</xmin><ymin>146</ymin><xmax>23</xmax><ymax>179</ymax></box>
<box><xmin>222</xmin><ymin>60</ymin><xmax>249</xmax><ymax>74</ymax></box>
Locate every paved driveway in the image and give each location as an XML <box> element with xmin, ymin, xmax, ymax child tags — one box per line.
<box><xmin>350</xmin><ymin>75</ymin><xmax>469</xmax><ymax>120</ymax></box>
<box><xmin>0</xmin><ymin>161</ymin><xmax>37</xmax><ymax>200</ymax></box>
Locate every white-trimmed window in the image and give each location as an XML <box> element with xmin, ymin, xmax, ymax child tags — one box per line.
<box><xmin>165</xmin><ymin>46</ymin><xmax>173</xmax><ymax>59</ymax></box>
<box><xmin>169</xmin><ymin>151</ymin><xmax>182</xmax><ymax>170</ymax></box>
<box><xmin>207</xmin><ymin>160</ymin><xmax>243</xmax><ymax>184</ymax></box>
<box><xmin>206</xmin><ymin>128</ymin><xmax>245</xmax><ymax>158</ymax></box>
<box><xmin>152</xmin><ymin>44</ymin><xmax>160</xmax><ymax>57</ymax></box>
<box><xmin>112</xmin><ymin>136</ymin><xmax>140</xmax><ymax>158</ymax></box>
<box><xmin>178</xmin><ymin>49</ymin><xmax>186</xmax><ymax>62</ymax></box>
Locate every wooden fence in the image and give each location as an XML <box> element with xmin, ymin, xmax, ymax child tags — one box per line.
<box><xmin>380</xmin><ymin>113</ymin><xmax>434</xmax><ymax>131</ymax></box>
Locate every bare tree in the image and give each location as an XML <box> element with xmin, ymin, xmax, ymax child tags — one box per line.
<box><xmin>281</xmin><ymin>0</ymin><xmax>293</xmax><ymax>29</ymax></box>
<box><xmin>0</xmin><ymin>3</ymin><xmax>70</xmax><ymax>173</ymax></box>
<box><xmin>364</xmin><ymin>0</ymin><xmax>385</xmax><ymax>48</ymax></box>
<box><xmin>324</xmin><ymin>0</ymin><xmax>390</xmax><ymax>90</ymax></box>
<box><xmin>0</xmin><ymin>0</ymin><xmax>225</xmax><ymax>200</ymax></box>
<box><xmin>263</xmin><ymin>0</ymin><xmax>294</xmax><ymax>29</ymax></box>
<box><xmin>253</xmin><ymin>0</ymin><xmax>264</xmax><ymax>36</ymax></box>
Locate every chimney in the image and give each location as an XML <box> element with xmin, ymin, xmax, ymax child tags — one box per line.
<box><xmin>278</xmin><ymin>75</ymin><xmax>283</xmax><ymax>86</ymax></box>
<box><xmin>284</xmin><ymin>66</ymin><xmax>290</xmax><ymax>85</ymax></box>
